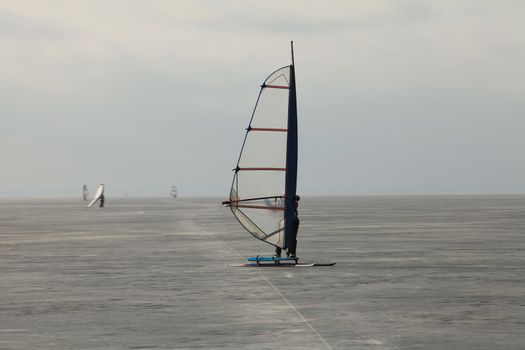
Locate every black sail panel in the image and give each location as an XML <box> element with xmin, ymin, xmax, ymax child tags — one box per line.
<box><xmin>284</xmin><ymin>53</ymin><xmax>298</xmax><ymax>251</ymax></box>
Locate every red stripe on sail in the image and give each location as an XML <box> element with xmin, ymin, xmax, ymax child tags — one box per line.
<box><xmin>250</xmin><ymin>128</ymin><xmax>287</xmax><ymax>132</ymax></box>
<box><xmin>265</xmin><ymin>85</ymin><xmax>289</xmax><ymax>89</ymax></box>
<box><xmin>238</xmin><ymin>167</ymin><xmax>286</xmax><ymax>171</ymax></box>
<box><xmin>237</xmin><ymin>204</ymin><xmax>285</xmax><ymax>211</ymax></box>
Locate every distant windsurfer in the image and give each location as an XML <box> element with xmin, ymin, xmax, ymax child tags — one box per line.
<box><xmin>82</xmin><ymin>185</ymin><xmax>89</xmax><ymax>201</ymax></box>
<box><xmin>170</xmin><ymin>185</ymin><xmax>178</xmax><ymax>199</ymax></box>
<box><xmin>87</xmin><ymin>184</ymin><xmax>105</xmax><ymax>208</ymax></box>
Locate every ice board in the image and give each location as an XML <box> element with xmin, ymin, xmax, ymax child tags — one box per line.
<box><xmin>229</xmin><ymin>262</ymin><xmax>336</xmax><ymax>267</ymax></box>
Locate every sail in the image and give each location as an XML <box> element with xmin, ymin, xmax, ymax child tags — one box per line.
<box><xmin>87</xmin><ymin>184</ymin><xmax>104</xmax><ymax>208</ymax></box>
<box><xmin>170</xmin><ymin>185</ymin><xmax>178</xmax><ymax>198</ymax></box>
<box><xmin>227</xmin><ymin>47</ymin><xmax>298</xmax><ymax>250</ymax></box>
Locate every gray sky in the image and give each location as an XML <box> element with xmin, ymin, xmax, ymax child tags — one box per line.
<box><xmin>1</xmin><ymin>0</ymin><xmax>524</xmax><ymax>197</ymax></box>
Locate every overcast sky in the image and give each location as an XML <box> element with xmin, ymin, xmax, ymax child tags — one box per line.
<box><xmin>1</xmin><ymin>1</ymin><xmax>524</xmax><ymax>197</ymax></box>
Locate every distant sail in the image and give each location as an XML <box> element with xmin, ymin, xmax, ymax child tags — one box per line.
<box><xmin>82</xmin><ymin>185</ymin><xmax>89</xmax><ymax>201</ymax></box>
<box><xmin>225</xmin><ymin>43</ymin><xmax>298</xmax><ymax>252</ymax></box>
<box><xmin>87</xmin><ymin>184</ymin><xmax>105</xmax><ymax>208</ymax></box>
<box><xmin>170</xmin><ymin>185</ymin><xmax>178</xmax><ymax>198</ymax></box>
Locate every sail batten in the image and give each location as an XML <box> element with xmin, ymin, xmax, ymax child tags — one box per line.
<box><xmin>249</xmin><ymin>127</ymin><xmax>288</xmax><ymax>132</ymax></box>
<box><xmin>264</xmin><ymin>85</ymin><xmax>290</xmax><ymax>90</ymax></box>
<box><xmin>238</xmin><ymin>167</ymin><xmax>286</xmax><ymax>171</ymax></box>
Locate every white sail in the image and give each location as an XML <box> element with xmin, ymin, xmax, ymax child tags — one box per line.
<box><xmin>87</xmin><ymin>184</ymin><xmax>104</xmax><ymax>208</ymax></box>
<box><xmin>170</xmin><ymin>185</ymin><xmax>178</xmax><ymax>198</ymax></box>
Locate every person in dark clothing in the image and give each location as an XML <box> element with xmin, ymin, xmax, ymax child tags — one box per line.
<box><xmin>99</xmin><ymin>194</ymin><xmax>105</xmax><ymax>208</ymax></box>
<box><xmin>275</xmin><ymin>246</ymin><xmax>282</xmax><ymax>257</ymax></box>
<box><xmin>287</xmin><ymin>195</ymin><xmax>300</xmax><ymax>258</ymax></box>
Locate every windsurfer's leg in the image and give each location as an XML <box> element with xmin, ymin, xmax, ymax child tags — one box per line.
<box><xmin>275</xmin><ymin>246</ymin><xmax>282</xmax><ymax>257</ymax></box>
<box><xmin>289</xmin><ymin>218</ymin><xmax>300</xmax><ymax>257</ymax></box>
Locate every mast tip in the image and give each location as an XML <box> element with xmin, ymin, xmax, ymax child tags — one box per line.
<box><xmin>290</xmin><ymin>41</ymin><xmax>295</xmax><ymax>65</ymax></box>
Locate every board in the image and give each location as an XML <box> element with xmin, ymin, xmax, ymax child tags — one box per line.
<box><xmin>229</xmin><ymin>262</ymin><xmax>336</xmax><ymax>267</ymax></box>
<box><xmin>87</xmin><ymin>184</ymin><xmax>104</xmax><ymax>208</ymax></box>
<box><xmin>247</xmin><ymin>256</ymin><xmax>298</xmax><ymax>262</ymax></box>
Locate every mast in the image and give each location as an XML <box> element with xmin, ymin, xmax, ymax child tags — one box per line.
<box><xmin>284</xmin><ymin>41</ymin><xmax>298</xmax><ymax>251</ymax></box>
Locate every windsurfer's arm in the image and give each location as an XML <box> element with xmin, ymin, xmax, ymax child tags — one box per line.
<box><xmin>221</xmin><ymin>200</ymin><xmax>231</xmax><ymax>206</ymax></box>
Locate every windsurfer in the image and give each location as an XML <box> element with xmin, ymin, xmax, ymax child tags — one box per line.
<box><xmin>223</xmin><ymin>46</ymin><xmax>299</xmax><ymax>264</ymax></box>
<box><xmin>99</xmin><ymin>194</ymin><xmax>105</xmax><ymax>208</ymax></box>
<box><xmin>274</xmin><ymin>195</ymin><xmax>300</xmax><ymax>258</ymax></box>
<box><xmin>287</xmin><ymin>195</ymin><xmax>300</xmax><ymax>258</ymax></box>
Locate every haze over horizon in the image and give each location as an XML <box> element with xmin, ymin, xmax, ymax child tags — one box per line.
<box><xmin>1</xmin><ymin>1</ymin><xmax>524</xmax><ymax>198</ymax></box>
